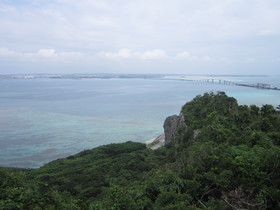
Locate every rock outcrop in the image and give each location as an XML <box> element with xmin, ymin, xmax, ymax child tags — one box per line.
<box><xmin>163</xmin><ymin>112</ymin><xmax>188</xmax><ymax>145</ymax></box>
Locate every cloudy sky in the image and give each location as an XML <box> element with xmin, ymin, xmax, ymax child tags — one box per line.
<box><xmin>0</xmin><ymin>0</ymin><xmax>280</xmax><ymax>75</ymax></box>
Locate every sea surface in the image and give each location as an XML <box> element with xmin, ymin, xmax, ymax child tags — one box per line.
<box><xmin>0</xmin><ymin>75</ymin><xmax>280</xmax><ymax>168</ymax></box>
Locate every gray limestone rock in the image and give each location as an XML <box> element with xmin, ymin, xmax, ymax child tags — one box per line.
<box><xmin>163</xmin><ymin>112</ymin><xmax>188</xmax><ymax>145</ymax></box>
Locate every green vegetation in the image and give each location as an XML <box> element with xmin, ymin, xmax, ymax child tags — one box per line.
<box><xmin>1</xmin><ymin>92</ymin><xmax>280</xmax><ymax>209</ymax></box>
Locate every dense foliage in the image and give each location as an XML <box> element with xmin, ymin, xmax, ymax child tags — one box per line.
<box><xmin>1</xmin><ymin>92</ymin><xmax>280</xmax><ymax>209</ymax></box>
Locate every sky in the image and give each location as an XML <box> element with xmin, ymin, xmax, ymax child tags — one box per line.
<box><xmin>0</xmin><ymin>0</ymin><xmax>280</xmax><ymax>75</ymax></box>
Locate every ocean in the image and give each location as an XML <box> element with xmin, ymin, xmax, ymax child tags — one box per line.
<box><xmin>0</xmin><ymin>75</ymin><xmax>280</xmax><ymax>168</ymax></box>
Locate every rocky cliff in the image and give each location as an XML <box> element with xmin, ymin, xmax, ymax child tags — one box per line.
<box><xmin>163</xmin><ymin>112</ymin><xmax>188</xmax><ymax>145</ymax></box>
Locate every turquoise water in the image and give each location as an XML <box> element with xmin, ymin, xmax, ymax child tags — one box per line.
<box><xmin>0</xmin><ymin>77</ymin><xmax>280</xmax><ymax>168</ymax></box>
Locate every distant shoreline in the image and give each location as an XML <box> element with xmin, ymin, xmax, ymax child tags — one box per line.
<box><xmin>1</xmin><ymin>74</ymin><xmax>279</xmax><ymax>91</ymax></box>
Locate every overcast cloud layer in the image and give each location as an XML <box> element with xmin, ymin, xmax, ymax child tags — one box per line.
<box><xmin>0</xmin><ymin>0</ymin><xmax>280</xmax><ymax>74</ymax></box>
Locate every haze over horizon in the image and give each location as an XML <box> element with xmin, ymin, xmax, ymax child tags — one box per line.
<box><xmin>0</xmin><ymin>0</ymin><xmax>280</xmax><ymax>75</ymax></box>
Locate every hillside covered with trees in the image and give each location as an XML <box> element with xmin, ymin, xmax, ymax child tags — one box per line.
<box><xmin>1</xmin><ymin>92</ymin><xmax>280</xmax><ymax>209</ymax></box>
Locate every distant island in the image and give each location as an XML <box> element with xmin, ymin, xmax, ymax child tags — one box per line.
<box><xmin>1</xmin><ymin>92</ymin><xmax>280</xmax><ymax>209</ymax></box>
<box><xmin>0</xmin><ymin>73</ymin><xmax>164</xmax><ymax>80</ymax></box>
<box><xmin>1</xmin><ymin>73</ymin><xmax>279</xmax><ymax>91</ymax></box>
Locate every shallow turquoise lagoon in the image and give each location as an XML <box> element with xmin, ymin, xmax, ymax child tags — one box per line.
<box><xmin>0</xmin><ymin>77</ymin><xmax>279</xmax><ymax>168</ymax></box>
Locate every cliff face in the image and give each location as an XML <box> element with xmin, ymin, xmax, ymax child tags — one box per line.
<box><xmin>163</xmin><ymin>112</ymin><xmax>188</xmax><ymax>145</ymax></box>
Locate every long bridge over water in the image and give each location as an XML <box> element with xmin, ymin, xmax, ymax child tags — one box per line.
<box><xmin>195</xmin><ymin>79</ymin><xmax>280</xmax><ymax>91</ymax></box>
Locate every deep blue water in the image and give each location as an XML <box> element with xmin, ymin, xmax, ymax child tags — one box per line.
<box><xmin>0</xmin><ymin>76</ymin><xmax>280</xmax><ymax>168</ymax></box>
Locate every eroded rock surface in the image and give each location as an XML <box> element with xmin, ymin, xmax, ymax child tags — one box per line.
<box><xmin>163</xmin><ymin>113</ymin><xmax>188</xmax><ymax>145</ymax></box>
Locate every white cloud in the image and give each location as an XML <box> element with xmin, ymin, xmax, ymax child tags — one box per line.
<box><xmin>136</xmin><ymin>49</ymin><xmax>168</xmax><ymax>60</ymax></box>
<box><xmin>175</xmin><ymin>52</ymin><xmax>231</xmax><ymax>63</ymax></box>
<box><xmin>0</xmin><ymin>47</ymin><xmax>232</xmax><ymax>66</ymax></box>
<box><xmin>175</xmin><ymin>52</ymin><xmax>198</xmax><ymax>61</ymax></box>
<box><xmin>103</xmin><ymin>48</ymin><xmax>132</xmax><ymax>59</ymax></box>
<box><xmin>0</xmin><ymin>0</ymin><xmax>280</xmax><ymax>74</ymax></box>
<box><xmin>100</xmin><ymin>48</ymin><xmax>168</xmax><ymax>60</ymax></box>
<box><xmin>2</xmin><ymin>0</ymin><xmax>280</xmax><ymax>51</ymax></box>
<box><xmin>0</xmin><ymin>47</ymin><xmax>84</xmax><ymax>63</ymax></box>
<box><xmin>37</xmin><ymin>49</ymin><xmax>56</xmax><ymax>58</ymax></box>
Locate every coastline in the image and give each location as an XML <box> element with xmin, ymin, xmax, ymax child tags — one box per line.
<box><xmin>145</xmin><ymin>134</ymin><xmax>165</xmax><ymax>150</ymax></box>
